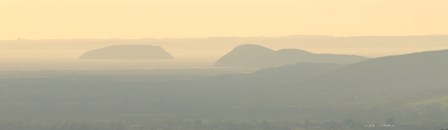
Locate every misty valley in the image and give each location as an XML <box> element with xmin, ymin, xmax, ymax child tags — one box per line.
<box><xmin>3</xmin><ymin>0</ymin><xmax>448</xmax><ymax>129</ymax></box>
<box><xmin>0</xmin><ymin>44</ymin><xmax>447</xmax><ymax>130</ymax></box>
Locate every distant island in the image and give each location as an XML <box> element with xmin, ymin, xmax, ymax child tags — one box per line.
<box><xmin>79</xmin><ymin>45</ymin><xmax>174</xmax><ymax>60</ymax></box>
<box><xmin>214</xmin><ymin>44</ymin><xmax>368</xmax><ymax>68</ymax></box>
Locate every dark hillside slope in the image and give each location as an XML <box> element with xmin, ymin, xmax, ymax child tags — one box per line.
<box><xmin>290</xmin><ymin>49</ymin><xmax>448</xmax><ymax>106</ymax></box>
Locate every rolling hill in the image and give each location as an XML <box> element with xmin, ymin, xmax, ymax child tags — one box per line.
<box><xmin>79</xmin><ymin>45</ymin><xmax>174</xmax><ymax>60</ymax></box>
<box><xmin>214</xmin><ymin>44</ymin><xmax>368</xmax><ymax>68</ymax></box>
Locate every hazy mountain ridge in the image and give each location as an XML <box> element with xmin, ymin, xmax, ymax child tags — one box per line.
<box><xmin>79</xmin><ymin>45</ymin><xmax>174</xmax><ymax>60</ymax></box>
<box><xmin>214</xmin><ymin>44</ymin><xmax>368</xmax><ymax>68</ymax></box>
<box><xmin>3</xmin><ymin>35</ymin><xmax>448</xmax><ymax>61</ymax></box>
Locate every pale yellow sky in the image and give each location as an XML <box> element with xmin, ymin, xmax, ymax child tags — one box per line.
<box><xmin>1</xmin><ymin>0</ymin><xmax>448</xmax><ymax>40</ymax></box>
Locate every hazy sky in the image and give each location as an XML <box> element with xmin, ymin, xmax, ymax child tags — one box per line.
<box><xmin>1</xmin><ymin>0</ymin><xmax>448</xmax><ymax>40</ymax></box>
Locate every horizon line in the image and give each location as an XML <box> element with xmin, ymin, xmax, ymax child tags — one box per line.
<box><xmin>2</xmin><ymin>34</ymin><xmax>448</xmax><ymax>41</ymax></box>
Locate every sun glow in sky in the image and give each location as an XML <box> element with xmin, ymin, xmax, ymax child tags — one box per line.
<box><xmin>1</xmin><ymin>0</ymin><xmax>448</xmax><ymax>40</ymax></box>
